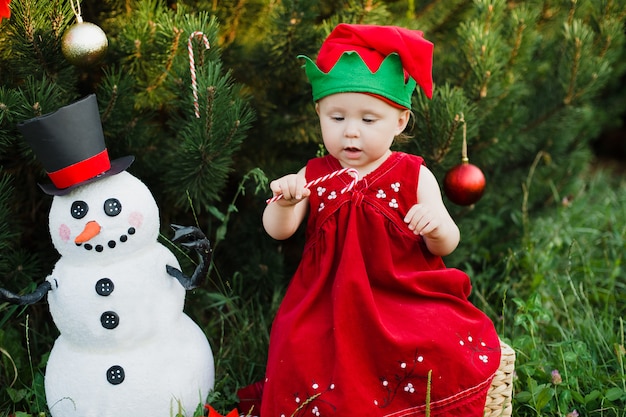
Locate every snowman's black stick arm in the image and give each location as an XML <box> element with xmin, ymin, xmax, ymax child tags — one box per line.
<box><xmin>0</xmin><ymin>281</ymin><xmax>52</xmax><ymax>305</ymax></box>
<box><xmin>166</xmin><ymin>224</ymin><xmax>212</xmax><ymax>291</ymax></box>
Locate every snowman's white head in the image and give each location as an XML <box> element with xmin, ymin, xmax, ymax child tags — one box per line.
<box><xmin>48</xmin><ymin>171</ymin><xmax>160</xmax><ymax>262</ymax></box>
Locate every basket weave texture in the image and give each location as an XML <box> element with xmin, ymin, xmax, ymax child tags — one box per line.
<box><xmin>483</xmin><ymin>339</ymin><xmax>515</xmax><ymax>417</ymax></box>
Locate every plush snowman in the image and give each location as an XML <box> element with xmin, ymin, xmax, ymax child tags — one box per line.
<box><xmin>0</xmin><ymin>95</ymin><xmax>214</xmax><ymax>417</ymax></box>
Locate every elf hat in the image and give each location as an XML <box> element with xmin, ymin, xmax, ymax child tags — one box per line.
<box><xmin>18</xmin><ymin>94</ymin><xmax>134</xmax><ymax>196</ymax></box>
<box><xmin>300</xmin><ymin>23</ymin><xmax>434</xmax><ymax>109</ymax></box>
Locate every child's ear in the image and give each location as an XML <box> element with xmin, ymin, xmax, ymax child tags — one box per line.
<box><xmin>396</xmin><ymin>109</ymin><xmax>411</xmax><ymax>133</ymax></box>
<box><xmin>315</xmin><ymin>102</ymin><xmax>320</xmax><ymax>115</ymax></box>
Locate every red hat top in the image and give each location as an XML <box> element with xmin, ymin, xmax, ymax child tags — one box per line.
<box><xmin>309</xmin><ymin>24</ymin><xmax>434</xmax><ymax>102</ymax></box>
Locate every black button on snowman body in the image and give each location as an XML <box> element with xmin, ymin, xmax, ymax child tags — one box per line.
<box><xmin>96</xmin><ymin>277</ymin><xmax>123</xmax><ymax>382</ymax></box>
<box><xmin>96</xmin><ymin>278</ymin><xmax>124</xmax><ymax>383</ymax></box>
<box><xmin>96</xmin><ymin>278</ymin><xmax>114</xmax><ymax>296</ymax></box>
<box><xmin>106</xmin><ymin>365</ymin><xmax>125</xmax><ymax>385</ymax></box>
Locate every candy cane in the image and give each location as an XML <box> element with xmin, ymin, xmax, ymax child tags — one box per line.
<box><xmin>266</xmin><ymin>167</ymin><xmax>360</xmax><ymax>204</ymax></box>
<box><xmin>188</xmin><ymin>31</ymin><xmax>211</xmax><ymax>118</ymax></box>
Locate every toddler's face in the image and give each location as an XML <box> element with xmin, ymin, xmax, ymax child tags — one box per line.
<box><xmin>316</xmin><ymin>93</ymin><xmax>410</xmax><ymax>176</ymax></box>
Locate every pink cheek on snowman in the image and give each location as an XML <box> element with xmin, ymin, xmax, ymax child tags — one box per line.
<box><xmin>128</xmin><ymin>212</ymin><xmax>144</xmax><ymax>229</ymax></box>
<box><xmin>58</xmin><ymin>224</ymin><xmax>71</xmax><ymax>242</ymax></box>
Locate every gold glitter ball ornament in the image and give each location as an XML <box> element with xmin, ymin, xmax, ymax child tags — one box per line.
<box><xmin>61</xmin><ymin>22</ymin><xmax>108</xmax><ymax>66</ymax></box>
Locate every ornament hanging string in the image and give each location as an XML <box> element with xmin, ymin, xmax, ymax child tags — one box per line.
<box><xmin>266</xmin><ymin>168</ymin><xmax>360</xmax><ymax>204</ymax></box>
<box><xmin>188</xmin><ymin>31</ymin><xmax>211</xmax><ymax>118</ymax></box>
<box><xmin>69</xmin><ymin>0</ymin><xmax>83</xmax><ymax>23</ymax></box>
<box><xmin>459</xmin><ymin>112</ymin><xmax>468</xmax><ymax>163</ymax></box>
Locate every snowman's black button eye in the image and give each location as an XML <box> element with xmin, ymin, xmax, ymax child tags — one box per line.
<box><xmin>71</xmin><ymin>201</ymin><xmax>88</xmax><ymax>219</ymax></box>
<box><xmin>104</xmin><ymin>198</ymin><xmax>122</xmax><ymax>217</ymax></box>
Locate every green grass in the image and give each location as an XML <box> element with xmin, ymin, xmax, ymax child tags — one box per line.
<box><xmin>502</xmin><ymin>165</ymin><xmax>626</xmax><ymax>417</ymax></box>
<box><xmin>1</xmin><ymin>164</ymin><xmax>625</xmax><ymax>417</ymax></box>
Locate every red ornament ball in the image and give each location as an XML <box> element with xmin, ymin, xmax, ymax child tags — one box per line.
<box><xmin>443</xmin><ymin>161</ymin><xmax>486</xmax><ymax>206</ymax></box>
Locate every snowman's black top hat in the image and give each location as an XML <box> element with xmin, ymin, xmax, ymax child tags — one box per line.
<box><xmin>17</xmin><ymin>94</ymin><xmax>134</xmax><ymax>196</ymax></box>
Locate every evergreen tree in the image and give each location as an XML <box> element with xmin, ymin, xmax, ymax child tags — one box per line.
<box><xmin>1</xmin><ymin>0</ymin><xmax>625</xmax><ymax>415</ymax></box>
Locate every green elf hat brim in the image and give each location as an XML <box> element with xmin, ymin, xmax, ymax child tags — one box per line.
<box><xmin>300</xmin><ymin>52</ymin><xmax>418</xmax><ymax>109</ymax></box>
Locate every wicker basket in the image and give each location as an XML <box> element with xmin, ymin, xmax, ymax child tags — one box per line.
<box><xmin>483</xmin><ymin>339</ymin><xmax>515</xmax><ymax>417</ymax></box>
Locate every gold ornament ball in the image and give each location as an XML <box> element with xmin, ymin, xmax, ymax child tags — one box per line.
<box><xmin>62</xmin><ymin>22</ymin><xmax>108</xmax><ymax>66</ymax></box>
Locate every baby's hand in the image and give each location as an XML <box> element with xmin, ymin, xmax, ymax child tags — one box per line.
<box><xmin>403</xmin><ymin>203</ymin><xmax>445</xmax><ymax>238</ymax></box>
<box><xmin>270</xmin><ymin>173</ymin><xmax>311</xmax><ymax>205</ymax></box>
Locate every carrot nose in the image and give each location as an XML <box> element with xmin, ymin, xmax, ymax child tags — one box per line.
<box><xmin>75</xmin><ymin>221</ymin><xmax>101</xmax><ymax>244</ymax></box>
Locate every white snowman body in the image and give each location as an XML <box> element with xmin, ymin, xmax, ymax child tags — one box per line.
<box><xmin>43</xmin><ymin>171</ymin><xmax>214</xmax><ymax>417</ymax></box>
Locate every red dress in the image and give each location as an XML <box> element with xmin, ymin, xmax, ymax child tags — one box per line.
<box><xmin>260</xmin><ymin>152</ymin><xmax>500</xmax><ymax>416</ymax></box>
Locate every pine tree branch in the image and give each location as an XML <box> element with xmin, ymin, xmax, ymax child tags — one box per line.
<box><xmin>433</xmin><ymin>114</ymin><xmax>462</xmax><ymax>164</ymax></box>
<box><xmin>205</xmin><ymin>86</ymin><xmax>215</xmax><ymax>138</ymax></box>
<box><xmin>506</xmin><ymin>19</ymin><xmax>526</xmax><ymax>69</ymax></box>
<box><xmin>146</xmin><ymin>26</ymin><xmax>183</xmax><ymax>93</ymax></box>
<box><xmin>21</xmin><ymin>0</ymin><xmax>51</xmax><ymax>78</ymax></box>
<box><xmin>50</xmin><ymin>0</ymin><xmax>65</xmax><ymax>39</ymax></box>
<box><xmin>563</xmin><ymin>36</ymin><xmax>581</xmax><ymax>106</ymax></box>
<box><xmin>100</xmin><ymin>85</ymin><xmax>118</xmax><ymax>123</ymax></box>
<box><xmin>520</xmin><ymin>106</ymin><xmax>562</xmax><ymax>135</ymax></box>
<box><xmin>223</xmin><ymin>120</ymin><xmax>241</xmax><ymax>151</ymax></box>
<box><xmin>566</xmin><ymin>1</ymin><xmax>576</xmax><ymax>26</ymax></box>
<box><xmin>479</xmin><ymin>70</ymin><xmax>491</xmax><ymax>98</ymax></box>
<box><xmin>598</xmin><ymin>34</ymin><xmax>611</xmax><ymax>59</ymax></box>
<box><xmin>223</xmin><ymin>0</ymin><xmax>246</xmax><ymax>46</ymax></box>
